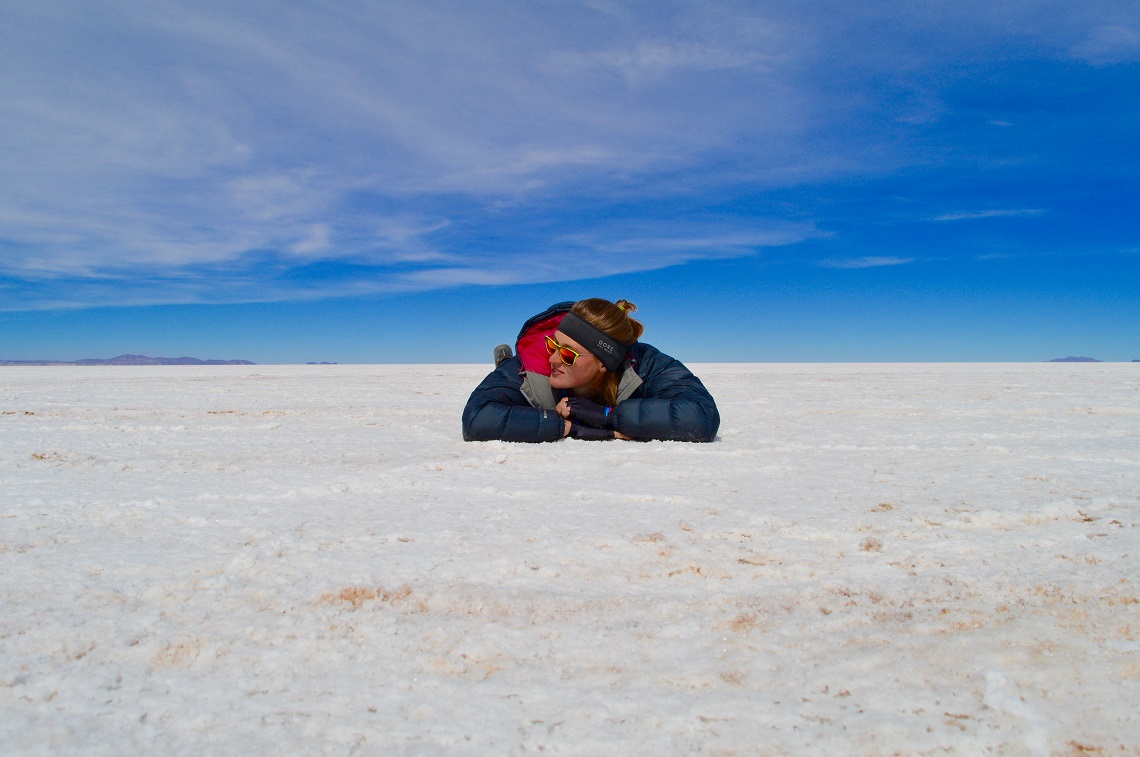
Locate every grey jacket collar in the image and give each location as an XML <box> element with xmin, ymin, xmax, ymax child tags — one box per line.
<box><xmin>520</xmin><ymin>360</ymin><xmax>642</xmax><ymax>410</ymax></box>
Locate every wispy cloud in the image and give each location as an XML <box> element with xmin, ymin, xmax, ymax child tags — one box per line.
<box><xmin>820</xmin><ymin>256</ymin><xmax>915</xmax><ymax>270</ymax></box>
<box><xmin>1068</xmin><ymin>25</ymin><xmax>1140</xmax><ymax>65</ymax></box>
<box><xmin>931</xmin><ymin>209</ymin><xmax>1046</xmax><ymax>222</ymax></box>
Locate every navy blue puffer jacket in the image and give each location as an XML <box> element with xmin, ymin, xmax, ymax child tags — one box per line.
<box><xmin>462</xmin><ymin>303</ymin><xmax>720</xmax><ymax>443</ymax></box>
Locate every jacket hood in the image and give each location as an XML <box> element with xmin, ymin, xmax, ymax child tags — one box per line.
<box><xmin>514</xmin><ymin>301</ymin><xmax>574</xmax><ymax>376</ymax></box>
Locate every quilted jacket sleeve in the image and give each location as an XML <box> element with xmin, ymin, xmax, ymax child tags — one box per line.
<box><xmin>462</xmin><ymin>357</ymin><xmax>566</xmax><ymax>443</ymax></box>
<box><xmin>610</xmin><ymin>346</ymin><xmax>720</xmax><ymax>442</ymax></box>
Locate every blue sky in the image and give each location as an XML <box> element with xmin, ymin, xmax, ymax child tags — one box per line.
<box><xmin>1</xmin><ymin>1</ymin><xmax>1137</xmax><ymax>363</ymax></box>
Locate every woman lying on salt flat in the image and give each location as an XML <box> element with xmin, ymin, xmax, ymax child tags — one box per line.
<box><xmin>462</xmin><ymin>298</ymin><xmax>720</xmax><ymax>443</ymax></box>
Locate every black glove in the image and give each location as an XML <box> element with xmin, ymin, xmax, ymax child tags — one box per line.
<box><xmin>568</xmin><ymin>421</ymin><xmax>615</xmax><ymax>441</ymax></box>
<box><xmin>566</xmin><ymin>397</ymin><xmax>614</xmax><ymax>429</ymax></box>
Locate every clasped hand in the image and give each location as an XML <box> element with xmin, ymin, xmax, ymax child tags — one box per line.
<box><xmin>557</xmin><ymin>397</ymin><xmax>632</xmax><ymax>440</ymax></box>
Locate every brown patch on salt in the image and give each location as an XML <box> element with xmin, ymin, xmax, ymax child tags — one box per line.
<box><xmin>860</xmin><ymin>537</ymin><xmax>884</xmax><ymax>552</ymax></box>
<box><xmin>321</xmin><ymin>584</ymin><xmax>414</xmax><ymax>610</ymax></box>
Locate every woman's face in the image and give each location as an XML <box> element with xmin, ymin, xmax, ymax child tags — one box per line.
<box><xmin>548</xmin><ymin>330</ymin><xmax>606</xmax><ymax>393</ymax></box>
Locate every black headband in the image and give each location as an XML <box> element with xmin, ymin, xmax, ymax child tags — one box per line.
<box><xmin>558</xmin><ymin>312</ymin><xmax>628</xmax><ymax>372</ymax></box>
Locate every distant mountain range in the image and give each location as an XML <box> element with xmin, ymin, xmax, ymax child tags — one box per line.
<box><xmin>0</xmin><ymin>354</ymin><xmax>255</xmax><ymax>366</ymax></box>
<box><xmin>1048</xmin><ymin>357</ymin><xmax>1140</xmax><ymax>363</ymax></box>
